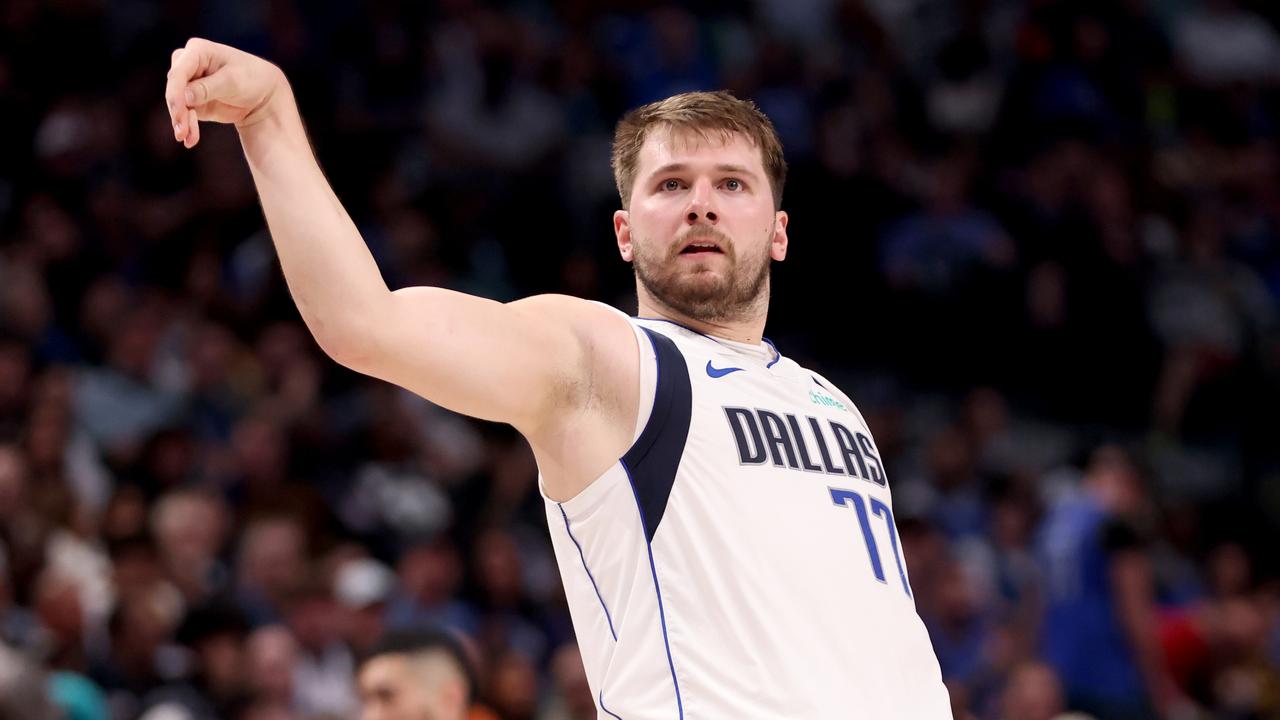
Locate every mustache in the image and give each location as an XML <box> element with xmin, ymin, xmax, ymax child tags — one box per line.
<box><xmin>671</xmin><ymin>226</ymin><xmax>733</xmax><ymax>256</ymax></box>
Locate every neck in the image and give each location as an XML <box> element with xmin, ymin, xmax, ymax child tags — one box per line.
<box><xmin>635</xmin><ymin>285</ymin><xmax>768</xmax><ymax>345</ymax></box>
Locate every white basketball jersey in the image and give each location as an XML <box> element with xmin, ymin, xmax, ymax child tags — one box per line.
<box><xmin>540</xmin><ymin>316</ymin><xmax>951</xmax><ymax>719</ymax></box>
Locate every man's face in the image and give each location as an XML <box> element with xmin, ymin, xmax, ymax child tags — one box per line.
<box><xmin>357</xmin><ymin>655</ymin><xmax>461</xmax><ymax>720</ymax></box>
<box><xmin>615</xmin><ymin>128</ymin><xmax>788</xmax><ymax>323</ymax></box>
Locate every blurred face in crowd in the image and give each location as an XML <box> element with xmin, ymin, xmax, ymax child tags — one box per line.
<box><xmin>152</xmin><ymin>490</ymin><xmax>227</xmax><ymax>593</ymax></box>
<box><xmin>287</xmin><ymin>590</ymin><xmax>344</xmax><ymax>652</ymax></box>
<box><xmin>550</xmin><ymin>644</ymin><xmax>594</xmax><ymax>720</ymax></box>
<box><xmin>488</xmin><ymin>652</ymin><xmax>537</xmax><ymax>720</ymax></box>
<box><xmin>357</xmin><ymin>652</ymin><xmax>467</xmax><ymax>720</ymax></box>
<box><xmin>474</xmin><ymin>529</ymin><xmax>523</xmax><ymax>607</ymax></box>
<box><xmin>398</xmin><ymin>542</ymin><xmax>462</xmax><ymax>606</ymax></box>
<box><xmin>615</xmin><ymin>128</ymin><xmax>788</xmax><ymax>324</ymax></box>
<box><xmin>199</xmin><ymin>631</ymin><xmax>248</xmax><ymax>699</ymax></box>
<box><xmin>34</xmin><ymin>571</ymin><xmax>84</xmax><ymax>645</ymax></box>
<box><xmin>111</xmin><ymin>595</ymin><xmax>173</xmax><ymax>670</ymax></box>
<box><xmin>239</xmin><ymin>516</ymin><xmax>306</xmax><ymax>599</ymax></box>
<box><xmin>247</xmin><ymin>625</ymin><xmax>298</xmax><ymax>703</ymax></box>
<box><xmin>1084</xmin><ymin>446</ymin><xmax>1145</xmax><ymax>516</ymax></box>
<box><xmin>1000</xmin><ymin>662</ymin><xmax>1064</xmax><ymax>720</ymax></box>
<box><xmin>0</xmin><ymin>444</ymin><xmax>28</xmax><ymax>520</ymax></box>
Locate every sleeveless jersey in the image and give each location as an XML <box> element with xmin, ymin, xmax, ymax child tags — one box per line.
<box><xmin>540</xmin><ymin>317</ymin><xmax>951</xmax><ymax>719</ymax></box>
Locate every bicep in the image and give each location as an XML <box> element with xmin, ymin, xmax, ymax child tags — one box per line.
<box><xmin>341</xmin><ymin>288</ymin><xmax>589</xmax><ymax>431</ymax></box>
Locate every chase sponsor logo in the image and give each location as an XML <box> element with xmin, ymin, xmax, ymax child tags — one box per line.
<box><xmin>723</xmin><ymin>406</ymin><xmax>886</xmax><ymax>487</ymax></box>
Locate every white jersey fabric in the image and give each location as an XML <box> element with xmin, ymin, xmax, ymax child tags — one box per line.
<box><xmin>540</xmin><ymin>316</ymin><xmax>951</xmax><ymax>719</ymax></box>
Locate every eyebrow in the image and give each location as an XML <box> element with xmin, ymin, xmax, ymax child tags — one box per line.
<box><xmin>647</xmin><ymin>163</ymin><xmax>760</xmax><ymax>181</ymax></box>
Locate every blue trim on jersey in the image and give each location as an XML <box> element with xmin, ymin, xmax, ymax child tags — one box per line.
<box><xmin>600</xmin><ymin>690</ymin><xmax>624</xmax><ymax>720</ymax></box>
<box><xmin>635</xmin><ymin>315</ymin><xmax>783</xmax><ymax>367</ymax></box>
<box><xmin>613</xmin><ymin>326</ymin><xmax>687</xmax><ymax>719</ymax></box>
<box><xmin>623</xmin><ymin>329</ymin><xmax>692</xmax><ymax>542</ymax></box>
<box><xmin>620</xmin><ymin>459</ymin><xmax>685</xmax><ymax>720</ymax></box>
<box><xmin>763</xmin><ymin>337</ymin><xmax>781</xmax><ymax>368</ymax></box>
<box><xmin>558</xmin><ymin>503</ymin><xmax>617</xmax><ymax>641</ymax></box>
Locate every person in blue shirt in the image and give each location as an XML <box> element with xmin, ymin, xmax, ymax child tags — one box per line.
<box><xmin>1037</xmin><ymin>445</ymin><xmax>1185</xmax><ymax>719</ymax></box>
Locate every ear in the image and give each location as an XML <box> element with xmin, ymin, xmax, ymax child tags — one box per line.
<box><xmin>614</xmin><ymin>210</ymin><xmax>634</xmax><ymax>262</ymax></box>
<box><xmin>770</xmin><ymin>211</ymin><xmax>789</xmax><ymax>262</ymax></box>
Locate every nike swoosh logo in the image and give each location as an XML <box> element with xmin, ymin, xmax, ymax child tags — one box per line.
<box><xmin>705</xmin><ymin>361</ymin><xmax>744</xmax><ymax>378</ymax></box>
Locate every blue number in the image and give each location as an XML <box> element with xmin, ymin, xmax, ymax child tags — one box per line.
<box><xmin>871</xmin><ymin>497</ymin><xmax>911</xmax><ymax>597</ymax></box>
<box><xmin>829</xmin><ymin>488</ymin><xmax>885</xmax><ymax>583</ymax></box>
<box><xmin>830</xmin><ymin>487</ymin><xmax>911</xmax><ymax>597</ymax></box>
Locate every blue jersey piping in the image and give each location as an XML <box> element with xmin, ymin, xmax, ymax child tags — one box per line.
<box><xmin>600</xmin><ymin>690</ymin><xmax>624</xmax><ymax>720</ymax></box>
<box><xmin>558</xmin><ymin>503</ymin><xmax>617</xmax><ymax>641</ymax></box>
<box><xmin>634</xmin><ymin>315</ymin><xmax>783</xmax><ymax>367</ymax></box>
<box><xmin>620</xmin><ymin>459</ymin><xmax>685</xmax><ymax>720</ymax></box>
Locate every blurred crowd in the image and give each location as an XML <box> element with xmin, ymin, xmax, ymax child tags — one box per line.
<box><xmin>1</xmin><ymin>0</ymin><xmax>1280</xmax><ymax>718</ymax></box>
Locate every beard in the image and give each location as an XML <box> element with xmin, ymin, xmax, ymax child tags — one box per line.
<box><xmin>632</xmin><ymin>226</ymin><xmax>771</xmax><ymax>324</ymax></box>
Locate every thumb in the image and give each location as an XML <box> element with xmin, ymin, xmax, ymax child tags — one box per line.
<box><xmin>185</xmin><ymin>68</ymin><xmax>236</xmax><ymax>108</ymax></box>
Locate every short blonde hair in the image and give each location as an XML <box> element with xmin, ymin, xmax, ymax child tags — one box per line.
<box><xmin>611</xmin><ymin>91</ymin><xmax>787</xmax><ymax>210</ymax></box>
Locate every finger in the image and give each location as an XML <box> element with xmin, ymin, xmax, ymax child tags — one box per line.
<box><xmin>185</xmin><ymin>107</ymin><xmax>199</xmax><ymax>149</ymax></box>
<box><xmin>163</xmin><ymin>39</ymin><xmax>211</xmax><ymax>125</ymax></box>
<box><xmin>186</xmin><ymin>68</ymin><xmax>235</xmax><ymax>108</ymax></box>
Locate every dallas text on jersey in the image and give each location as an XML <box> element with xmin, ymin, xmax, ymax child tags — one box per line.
<box><xmin>722</xmin><ymin>407</ymin><xmax>886</xmax><ymax>486</ymax></box>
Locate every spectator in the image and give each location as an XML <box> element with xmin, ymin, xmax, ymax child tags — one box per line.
<box><xmin>334</xmin><ymin>556</ymin><xmax>395</xmax><ymax>655</ymax></box>
<box><xmin>1037</xmin><ymin>447</ymin><xmax>1183</xmax><ymax>719</ymax></box>
<box><xmin>540</xmin><ymin>642</ymin><xmax>594</xmax><ymax>720</ymax></box>
<box><xmin>286</xmin><ymin>578</ymin><xmax>358</xmax><ymax>719</ymax></box>
<box><xmin>386</xmin><ymin>539</ymin><xmax>477</xmax><ymax>637</ymax></box>
<box><xmin>137</xmin><ymin>601</ymin><xmax>251</xmax><ymax>720</ymax></box>
<box><xmin>355</xmin><ymin>628</ymin><xmax>479</xmax><ymax>720</ymax></box>
<box><xmin>998</xmin><ymin>661</ymin><xmax>1076</xmax><ymax>720</ymax></box>
<box><xmin>0</xmin><ymin>642</ymin><xmax>59</xmax><ymax>720</ymax></box>
<box><xmin>150</xmin><ymin>488</ymin><xmax>229</xmax><ymax>603</ymax></box>
<box><xmin>235</xmin><ymin>514</ymin><xmax>308</xmax><ymax>626</ymax></box>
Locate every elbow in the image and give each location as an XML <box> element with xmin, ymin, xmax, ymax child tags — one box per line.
<box><xmin>302</xmin><ymin>296</ymin><xmax>389</xmax><ymax>372</ymax></box>
<box><xmin>311</xmin><ymin>324</ymin><xmax>375</xmax><ymax>372</ymax></box>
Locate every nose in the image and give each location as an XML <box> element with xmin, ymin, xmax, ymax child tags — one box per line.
<box><xmin>685</xmin><ymin>178</ymin><xmax>718</xmax><ymax>225</ymax></box>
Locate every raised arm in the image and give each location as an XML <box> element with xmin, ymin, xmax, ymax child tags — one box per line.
<box><xmin>162</xmin><ymin>39</ymin><xmax>636</xmax><ymax>457</ymax></box>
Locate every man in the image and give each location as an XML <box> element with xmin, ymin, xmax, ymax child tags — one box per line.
<box><xmin>355</xmin><ymin>629</ymin><xmax>476</xmax><ymax>720</ymax></box>
<box><xmin>164</xmin><ymin>38</ymin><xmax>950</xmax><ymax>717</ymax></box>
<box><xmin>1037</xmin><ymin>447</ymin><xmax>1185</xmax><ymax>719</ymax></box>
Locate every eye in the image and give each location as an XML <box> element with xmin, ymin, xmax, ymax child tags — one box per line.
<box><xmin>661</xmin><ymin>179</ymin><xmax>682</xmax><ymax>191</ymax></box>
<box><xmin>724</xmin><ymin>178</ymin><xmax>743</xmax><ymax>191</ymax></box>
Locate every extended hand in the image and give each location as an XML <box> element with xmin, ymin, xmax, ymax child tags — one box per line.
<box><xmin>164</xmin><ymin>38</ymin><xmax>288</xmax><ymax>149</ymax></box>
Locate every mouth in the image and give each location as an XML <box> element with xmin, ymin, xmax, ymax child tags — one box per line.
<box><xmin>678</xmin><ymin>239</ymin><xmax>725</xmax><ymax>256</ymax></box>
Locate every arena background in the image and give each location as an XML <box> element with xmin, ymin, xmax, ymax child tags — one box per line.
<box><xmin>2</xmin><ymin>1</ymin><xmax>1279</xmax><ymax>718</ymax></box>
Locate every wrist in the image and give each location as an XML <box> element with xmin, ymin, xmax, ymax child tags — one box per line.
<box><xmin>236</xmin><ymin>65</ymin><xmax>293</xmax><ymax>130</ymax></box>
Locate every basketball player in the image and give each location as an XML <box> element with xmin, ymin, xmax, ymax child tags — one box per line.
<box><xmin>165</xmin><ymin>39</ymin><xmax>951</xmax><ymax>718</ymax></box>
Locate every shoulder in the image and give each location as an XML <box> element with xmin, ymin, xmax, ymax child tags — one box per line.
<box><xmin>507</xmin><ymin>294</ymin><xmax>634</xmax><ymax>345</ymax></box>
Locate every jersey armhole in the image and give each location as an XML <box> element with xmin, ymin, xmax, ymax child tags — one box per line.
<box><xmin>536</xmin><ymin>309</ymin><xmax>657</xmax><ymax>511</ymax></box>
<box><xmin>586</xmin><ymin>302</ymin><xmax>656</xmax><ymax>445</ymax></box>
<box><xmin>628</xmin><ymin>320</ymin><xmax>657</xmax><ymax>446</ymax></box>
